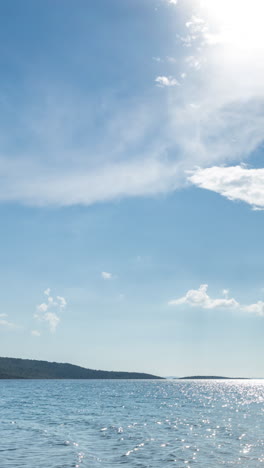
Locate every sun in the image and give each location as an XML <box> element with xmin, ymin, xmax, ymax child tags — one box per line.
<box><xmin>198</xmin><ymin>0</ymin><xmax>264</xmax><ymax>52</ymax></box>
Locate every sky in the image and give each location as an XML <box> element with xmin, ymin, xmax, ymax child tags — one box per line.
<box><xmin>1</xmin><ymin>0</ymin><xmax>264</xmax><ymax>378</ymax></box>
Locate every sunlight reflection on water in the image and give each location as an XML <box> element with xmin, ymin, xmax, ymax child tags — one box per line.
<box><xmin>0</xmin><ymin>379</ymin><xmax>264</xmax><ymax>467</ymax></box>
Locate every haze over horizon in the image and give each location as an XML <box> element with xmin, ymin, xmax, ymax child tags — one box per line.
<box><xmin>1</xmin><ymin>0</ymin><xmax>264</xmax><ymax>378</ymax></box>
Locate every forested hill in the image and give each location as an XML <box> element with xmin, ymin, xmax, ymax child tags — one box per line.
<box><xmin>0</xmin><ymin>357</ymin><xmax>162</xmax><ymax>379</ymax></box>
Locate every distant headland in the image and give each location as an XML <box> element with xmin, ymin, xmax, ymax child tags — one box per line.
<box><xmin>0</xmin><ymin>357</ymin><xmax>163</xmax><ymax>380</ymax></box>
<box><xmin>179</xmin><ymin>376</ymin><xmax>249</xmax><ymax>380</ymax></box>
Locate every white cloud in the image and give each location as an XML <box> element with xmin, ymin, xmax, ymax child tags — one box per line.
<box><xmin>168</xmin><ymin>284</ymin><xmax>239</xmax><ymax>309</ymax></box>
<box><xmin>222</xmin><ymin>289</ymin><xmax>229</xmax><ymax>297</ymax></box>
<box><xmin>35</xmin><ymin>289</ymin><xmax>67</xmax><ymax>333</ymax></box>
<box><xmin>188</xmin><ymin>166</ymin><xmax>264</xmax><ymax>210</ymax></box>
<box><xmin>31</xmin><ymin>330</ymin><xmax>41</xmax><ymax>337</ymax></box>
<box><xmin>43</xmin><ymin>312</ymin><xmax>60</xmax><ymax>334</ymax></box>
<box><xmin>243</xmin><ymin>302</ymin><xmax>264</xmax><ymax>316</ymax></box>
<box><xmin>37</xmin><ymin>303</ymin><xmax>49</xmax><ymax>312</ymax></box>
<box><xmin>0</xmin><ymin>313</ymin><xmax>8</xmax><ymax>318</ymax></box>
<box><xmin>168</xmin><ymin>0</ymin><xmax>178</xmax><ymax>4</ymax></box>
<box><xmin>101</xmin><ymin>271</ymin><xmax>113</xmax><ymax>280</ymax></box>
<box><xmin>186</xmin><ymin>16</ymin><xmax>206</xmax><ymax>32</ymax></box>
<box><xmin>168</xmin><ymin>284</ymin><xmax>264</xmax><ymax>317</ymax></box>
<box><xmin>185</xmin><ymin>55</ymin><xmax>204</xmax><ymax>70</ymax></box>
<box><xmin>57</xmin><ymin>296</ymin><xmax>67</xmax><ymax>309</ymax></box>
<box><xmin>155</xmin><ymin>76</ymin><xmax>180</xmax><ymax>87</ymax></box>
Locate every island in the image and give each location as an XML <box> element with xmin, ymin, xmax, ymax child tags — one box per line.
<box><xmin>0</xmin><ymin>357</ymin><xmax>163</xmax><ymax>379</ymax></box>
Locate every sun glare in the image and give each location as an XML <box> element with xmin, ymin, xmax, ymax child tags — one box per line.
<box><xmin>199</xmin><ymin>0</ymin><xmax>264</xmax><ymax>51</ymax></box>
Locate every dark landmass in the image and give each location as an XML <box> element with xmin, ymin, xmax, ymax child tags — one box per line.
<box><xmin>180</xmin><ymin>376</ymin><xmax>249</xmax><ymax>380</ymax></box>
<box><xmin>0</xmin><ymin>357</ymin><xmax>163</xmax><ymax>380</ymax></box>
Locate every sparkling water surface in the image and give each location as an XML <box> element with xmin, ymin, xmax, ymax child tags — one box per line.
<box><xmin>0</xmin><ymin>379</ymin><xmax>264</xmax><ymax>467</ymax></box>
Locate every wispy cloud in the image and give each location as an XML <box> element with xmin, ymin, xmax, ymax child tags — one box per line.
<box><xmin>0</xmin><ymin>316</ymin><xmax>19</xmax><ymax>329</ymax></box>
<box><xmin>0</xmin><ymin>158</ymin><xmax>179</xmax><ymax>206</ymax></box>
<box><xmin>31</xmin><ymin>330</ymin><xmax>41</xmax><ymax>337</ymax></box>
<box><xmin>168</xmin><ymin>284</ymin><xmax>264</xmax><ymax>316</ymax></box>
<box><xmin>35</xmin><ymin>289</ymin><xmax>67</xmax><ymax>333</ymax></box>
<box><xmin>188</xmin><ymin>165</ymin><xmax>264</xmax><ymax>210</ymax></box>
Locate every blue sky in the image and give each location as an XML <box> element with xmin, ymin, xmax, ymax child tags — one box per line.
<box><xmin>1</xmin><ymin>0</ymin><xmax>264</xmax><ymax>377</ymax></box>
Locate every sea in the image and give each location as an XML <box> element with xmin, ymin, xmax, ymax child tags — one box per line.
<box><xmin>0</xmin><ymin>379</ymin><xmax>264</xmax><ymax>467</ymax></box>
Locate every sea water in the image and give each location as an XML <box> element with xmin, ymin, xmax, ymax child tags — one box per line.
<box><xmin>0</xmin><ymin>379</ymin><xmax>264</xmax><ymax>467</ymax></box>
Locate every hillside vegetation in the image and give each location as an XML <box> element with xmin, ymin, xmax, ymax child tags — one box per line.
<box><xmin>0</xmin><ymin>357</ymin><xmax>162</xmax><ymax>379</ymax></box>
